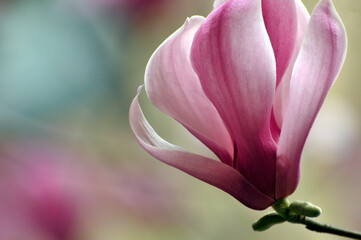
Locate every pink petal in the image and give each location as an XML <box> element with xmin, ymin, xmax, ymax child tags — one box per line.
<box><xmin>129</xmin><ymin>87</ymin><xmax>275</xmax><ymax>210</ymax></box>
<box><xmin>273</xmin><ymin>0</ymin><xmax>310</xmax><ymax>130</ymax></box>
<box><xmin>145</xmin><ymin>16</ymin><xmax>233</xmax><ymax>165</ymax></box>
<box><xmin>262</xmin><ymin>0</ymin><xmax>298</xmax><ymax>86</ymax></box>
<box><xmin>191</xmin><ymin>0</ymin><xmax>277</xmax><ymax>198</ymax></box>
<box><xmin>276</xmin><ymin>0</ymin><xmax>347</xmax><ymax>198</ymax></box>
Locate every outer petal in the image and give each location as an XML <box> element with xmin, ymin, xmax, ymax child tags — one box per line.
<box><xmin>191</xmin><ymin>0</ymin><xmax>277</xmax><ymax>197</ymax></box>
<box><xmin>262</xmin><ymin>0</ymin><xmax>298</xmax><ymax>86</ymax></box>
<box><xmin>276</xmin><ymin>0</ymin><xmax>347</xmax><ymax>198</ymax></box>
<box><xmin>129</xmin><ymin>88</ymin><xmax>275</xmax><ymax>210</ymax></box>
<box><xmin>273</xmin><ymin>0</ymin><xmax>310</xmax><ymax>130</ymax></box>
<box><xmin>145</xmin><ymin>16</ymin><xmax>233</xmax><ymax>165</ymax></box>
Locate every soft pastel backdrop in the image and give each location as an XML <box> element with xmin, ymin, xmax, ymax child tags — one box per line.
<box><xmin>0</xmin><ymin>0</ymin><xmax>359</xmax><ymax>239</ymax></box>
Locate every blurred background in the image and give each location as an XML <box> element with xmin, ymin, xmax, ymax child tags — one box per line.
<box><xmin>0</xmin><ymin>0</ymin><xmax>359</xmax><ymax>239</ymax></box>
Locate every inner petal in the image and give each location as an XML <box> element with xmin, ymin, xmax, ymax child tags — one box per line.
<box><xmin>191</xmin><ymin>0</ymin><xmax>277</xmax><ymax>197</ymax></box>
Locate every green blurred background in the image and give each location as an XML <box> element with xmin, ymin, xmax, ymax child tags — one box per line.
<box><xmin>0</xmin><ymin>0</ymin><xmax>360</xmax><ymax>239</ymax></box>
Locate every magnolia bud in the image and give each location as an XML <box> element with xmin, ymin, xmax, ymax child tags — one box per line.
<box><xmin>252</xmin><ymin>213</ymin><xmax>286</xmax><ymax>231</ymax></box>
<box><xmin>289</xmin><ymin>201</ymin><xmax>322</xmax><ymax>218</ymax></box>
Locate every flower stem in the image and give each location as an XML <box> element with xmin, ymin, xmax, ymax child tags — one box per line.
<box><xmin>291</xmin><ymin>216</ymin><xmax>361</xmax><ymax>240</ymax></box>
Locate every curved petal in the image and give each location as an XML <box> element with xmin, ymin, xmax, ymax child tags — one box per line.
<box><xmin>273</xmin><ymin>0</ymin><xmax>310</xmax><ymax>130</ymax></box>
<box><xmin>214</xmin><ymin>0</ymin><xmax>227</xmax><ymax>8</ymax></box>
<box><xmin>145</xmin><ymin>16</ymin><xmax>233</xmax><ymax>166</ymax></box>
<box><xmin>129</xmin><ymin>87</ymin><xmax>275</xmax><ymax>210</ymax></box>
<box><xmin>276</xmin><ymin>0</ymin><xmax>347</xmax><ymax>199</ymax></box>
<box><xmin>191</xmin><ymin>0</ymin><xmax>277</xmax><ymax>197</ymax></box>
<box><xmin>262</xmin><ymin>0</ymin><xmax>298</xmax><ymax>86</ymax></box>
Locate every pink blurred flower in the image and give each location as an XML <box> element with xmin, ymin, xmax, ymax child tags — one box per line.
<box><xmin>0</xmin><ymin>141</ymin><xmax>184</xmax><ymax>239</ymax></box>
<box><xmin>130</xmin><ymin>0</ymin><xmax>347</xmax><ymax>210</ymax></box>
<box><xmin>67</xmin><ymin>0</ymin><xmax>168</xmax><ymax>17</ymax></box>
<box><xmin>0</xmin><ymin>142</ymin><xmax>104</xmax><ymax>240</ymax></box>
<box><xmin>118</xmin><ymin>0</ymin><xmax>166</xmax><ymax>11</ymax></box>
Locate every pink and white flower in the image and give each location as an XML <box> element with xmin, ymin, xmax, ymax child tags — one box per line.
<box><xmin>129</xmin><ymin>0</ymin><xmax>347</xmax><ymax>210</ymax></box>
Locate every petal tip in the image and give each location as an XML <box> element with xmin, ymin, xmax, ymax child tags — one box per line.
<box><xmin>136</xmin><ymin>85</ymin><xmax>144</xmax><ymax>95</ymax></box>
<box><xmin>317</xmin><ymin>0</ymin><xmax>343</xmax><ymax>20</ymax></box>
<box><xmin>213</xmin><ymin>0</ymin><xmax>227</xmax><ymax>9</ymax></box>
<box><xmin>186</xmin><ymin>16</ymin><xmax>206</xmax><ymax>27</ymax></box>
<box><xmin>320</xmin><ymin>0</ymin><xmax>333</xmax><ymax>7</ymax></box>
<box><xmin>316</xmin><ymin>0</ymin><xmax>347</xmax><ymax>51</ymax></box>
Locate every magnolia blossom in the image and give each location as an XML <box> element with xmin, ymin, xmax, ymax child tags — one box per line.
<box><xmin>130</xmin><ymin>0</ymin><xmax>347</xmax><ymax>210</ymax></box>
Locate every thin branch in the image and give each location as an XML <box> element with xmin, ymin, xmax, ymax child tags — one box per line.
<box><xmin>281</xmin><ymin>214</ymin><xmax>361</xmax><ymax>240</ymax></box>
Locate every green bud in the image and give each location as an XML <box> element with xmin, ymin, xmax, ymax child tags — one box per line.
<box><xmin>252</xmin><ymin>213</ymin><xmax>286</xmax><ymax>231</ymax></box>
<box><xmin>289</xmin><ymin>200</ymin><xmax>322</xmax><ymax>218</ymax></box>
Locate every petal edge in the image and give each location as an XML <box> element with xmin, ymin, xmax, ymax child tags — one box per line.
<box><xmin>130</xmin><ymin>87</ymin><xmax>275</xmax><ymax>210</ymax></box>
